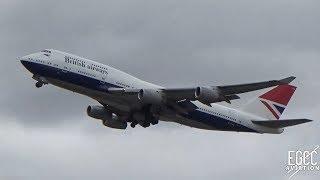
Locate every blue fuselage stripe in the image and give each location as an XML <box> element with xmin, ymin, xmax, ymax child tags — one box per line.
<box><xmin>185</xmin><ymin>110</ymin><xmax>257</xmax><ymax>132</ymax></box>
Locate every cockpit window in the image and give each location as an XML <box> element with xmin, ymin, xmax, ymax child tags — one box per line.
<box><xmin>41</xmin><ymin>49</ymin><xmax>51</xmax><ymax>57</ymax></box>
<box><xmin>41</xmin><ymin>50</ymin><xmax>51</xmax><ymax>53</ymax></box>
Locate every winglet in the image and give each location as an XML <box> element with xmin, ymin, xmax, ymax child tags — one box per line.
<box><xmin>279</xmin><ymin>76</ymin><xmax>296</xmax><ymax>84</ymax></box>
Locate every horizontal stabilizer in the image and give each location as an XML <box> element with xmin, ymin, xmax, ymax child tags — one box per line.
<box><xmin>252</xmin><ymin>119</ymin><xmax>312</xmax><ymax>128</ymax></box>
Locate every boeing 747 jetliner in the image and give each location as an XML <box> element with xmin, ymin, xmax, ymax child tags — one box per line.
<box><xmin>19</xmin><ymin>49</ymin><xmax>312</xmax><ymax>133</ymax></box>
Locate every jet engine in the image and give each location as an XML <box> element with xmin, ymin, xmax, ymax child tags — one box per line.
<box><xmin>194</xmin><ymin>87</ymin><xmax>227</xmax><ymax>104</ymax></box>
<box><xmin>137</xmin><ymin>89</ymin><xmax>163</xmax><ymax>105</ymax></box>
<box><xmin>87</xmin><ymin>105</ymin><xmax>127</xmax><ymax>129</ymax></box>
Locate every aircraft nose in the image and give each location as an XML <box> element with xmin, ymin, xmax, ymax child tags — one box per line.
<box><xmin>18</xmin><ymin>56</ymin><xmax>28</xmax><ymax>66</ymax></box>
<box><xmin>17</xmin><ymin>55</ymin><xmax>29</xmax><ymax>63</ymax></box>
<box><xmin>17</xmin><ymin>56</ymin><xmax>22</xmax><ymax>62</ymax></box>
<box><xmin>18</xmin><ymin>55</ymin><xmax>34</xmax><ymax>72</ymax></box>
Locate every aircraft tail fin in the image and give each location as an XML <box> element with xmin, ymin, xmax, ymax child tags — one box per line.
<box><xmin>252</xmin><ymin>119</ymin><xmax>312</xmax><ymax>128</ymax></box>
<box><xmin>242</xmin><ymin>84</ymin><xmax>297</xmax><ymax>120</ymax></box>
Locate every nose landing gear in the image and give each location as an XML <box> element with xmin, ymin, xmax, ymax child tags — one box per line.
<box><xmin>33</xmin><ymin>75</ymin><xmax>48</xmax><ymax>88</ymax></box>
<box><xmin>35</xmin><ymin>81</ymin><xmax>43</xmax><ymax>88</ymax></box>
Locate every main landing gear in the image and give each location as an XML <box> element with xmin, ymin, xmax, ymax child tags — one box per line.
<box><xmin>128</xmin><ymin>105</ymin><xmax>161</xmax><ymax>128</ymax></box>
<box><xmin>129</xmin><ymin>116</ymin><xmax>159</xmax><ymax>128</ymax></box>
<box><xmin>130</xmin><ymin>121</ymin><xmax>138</xmax><ymax>128</ymax></box>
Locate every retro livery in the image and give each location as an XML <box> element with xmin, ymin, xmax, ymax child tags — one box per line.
<box><xmin>19</xmin><ymin>49</ymin><xmax>312</xmax><ymax>133</ymax></box>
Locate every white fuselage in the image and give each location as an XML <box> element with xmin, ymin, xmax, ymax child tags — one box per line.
<box><xmin>19</xmin><ymin>50</ymin><xmax>283</xmax><ymax>134</ymax></box>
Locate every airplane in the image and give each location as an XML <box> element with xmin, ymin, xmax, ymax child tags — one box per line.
<box><xmin>18</xmin><ymin>49</ymin><xmax>312</xmax><ymax>134</ymax></box>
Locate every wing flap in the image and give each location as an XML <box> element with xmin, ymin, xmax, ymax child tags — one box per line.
<box><xmin>252</xmin><ymin>119</ymin><xmax>313</xmax><ymax>128</ymax></box>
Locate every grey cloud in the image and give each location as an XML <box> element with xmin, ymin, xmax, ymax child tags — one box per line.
<box><xmin>0</xmin><ymin>0</ymin><xmax>319</xmax><ymax>179</ymax></box>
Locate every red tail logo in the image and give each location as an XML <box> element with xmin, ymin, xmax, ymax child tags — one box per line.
<box><xmin>259</xmin><ymin>85</ymin><xmax>297</xmax><ymax>119</ymax></box>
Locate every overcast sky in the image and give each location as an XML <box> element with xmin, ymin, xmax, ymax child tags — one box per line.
<box><xmin>0</xmin><ymin>0</ymin><xmax>319</xmax><ymax>179</ymax></box>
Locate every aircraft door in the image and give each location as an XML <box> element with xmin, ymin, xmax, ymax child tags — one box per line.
<box><xmin>100</xmin><ymin>72</ymin><xmax>107</xmax><ymax>84</ymax></box>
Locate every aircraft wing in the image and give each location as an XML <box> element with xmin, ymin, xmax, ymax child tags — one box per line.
<box><xmin>161</xmin><ymin>76</ymin><xmax>295</xmax><ymax>102</ymax></box>
<box><xmin>106</xmin><ymin>76</ymin><xmax>295</xmax><ymax>104</ymax></box>
<box><xmin>215</xmin><ymin>76</ymin><xmax>295</xmax><ymax>95</ymax></box>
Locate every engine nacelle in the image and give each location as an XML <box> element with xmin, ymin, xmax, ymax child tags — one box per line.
<box><xmin>138</xmin><ymin>89</ymin><xmax>163</xmax><ymax>105</ymax></box>
<box><xmin>87</xmin><ymin>105</ymin><xmax>109</xmax><ymax>119</ymax></box>
<box><xmin>195</xmin><ymin>87</ymin><xmax>224</xmax><ymax>104</ymax></box>
<box><xmin>87</xmin><ymin>105</ymin><xmax>127</xmax><ymax>129</ymax></box>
